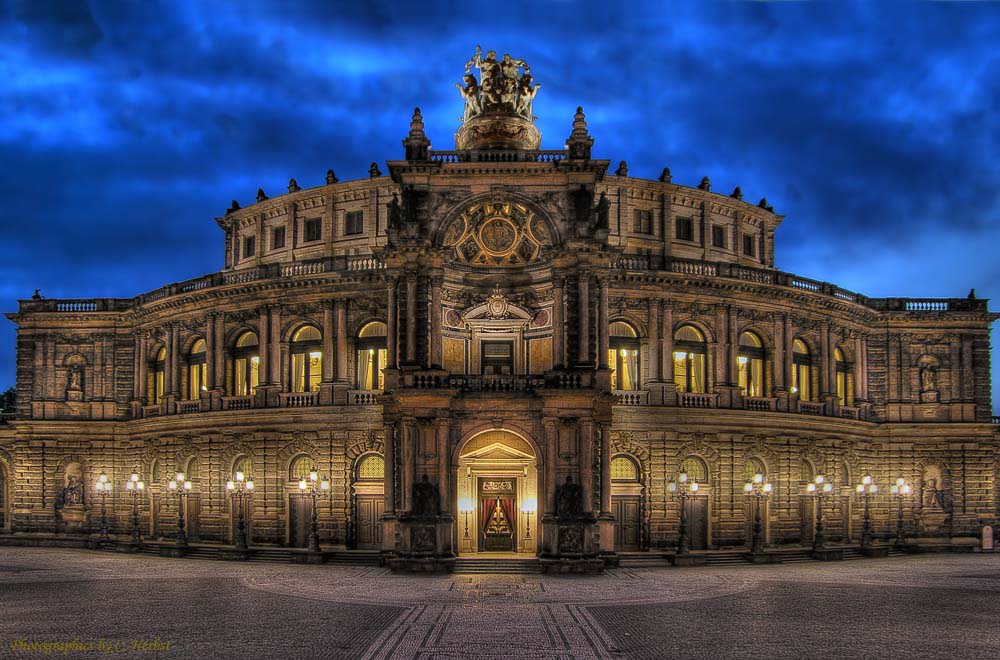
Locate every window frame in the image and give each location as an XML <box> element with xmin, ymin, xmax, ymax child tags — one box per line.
<box><xmin>344</xmin><ymin>210</ymin><xmax>364</xmax><ymax>236</ymax></box>
<box><xmin>676</xmin><ymin>216</ymin><xmax>694</xmax><ymax>242</ymax></box>
<box><xmin>303</xmin><ymin>218</ymin><xmax>322</xmax><ymax>243</ymax></box>
<box><xmin>632</xmin><ymin>209</ymin><xmax>652</xmax><ymax>235</ymax></box>
<box><xmin>290</xmin><ymin>326</ymin><xmax>323</xmax><ymax>393</ymax></box>
<box><xmin>673</xmin><ymin>325</ymin><xmax>707</xmax><ymax>393</ymax></box>
<box><xmin>271</xmin><ymin>226</ymin><xmax>286</xmax><ymax>250</ymax></box>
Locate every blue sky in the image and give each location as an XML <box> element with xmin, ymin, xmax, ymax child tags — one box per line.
<box><xmin>1</xmin><ymin>1</ymin><xmax>998</xmax><ymax>411</ymax></box>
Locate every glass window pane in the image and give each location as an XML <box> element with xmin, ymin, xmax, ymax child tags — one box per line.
<box><xmin>308</xmin><ymin>352</ymin><xmax>322</xmax><ymax>392</ymax></box>
<box><xmin>292</xmin><ymin>352</ymin><xmax>306</xmax><ymax>392</ymax></box>
<box><xmin>690</xmin><ymin>353</ymin><xmax>705</xmax><ymax>392</ymax></box>
<box><xmin>621</xmin><ymin>349</ymin><xmax>638</xmax><ymax>390</ymax></box>
<box><xmin>608</xmin><ymin>349</ymin><xmax>617</xmax><ymax>389</ymax></box>
<box><xmin>674</xmin><ymin>352</ymin><xmax>688</xmax><ymax>392</ymax></box>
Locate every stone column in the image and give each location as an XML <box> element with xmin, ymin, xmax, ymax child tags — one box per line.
<box><xmin>599</xmin><ymin>423</ymin><xmax>612</xmax><ymax>515</ymax></box>
<box><xmin>132</xmin><ymin>333</ymin><xmax>143</xmax><ymax>401</ymax></box>
<box><xmin>213</xmin><ymin>315</ymin><xmax>225</xmax><ymax>391</ymax></box>
<box><xmin>405</xmin><ymin>276</ymin><xmax>417</xmax><ymax>364</ymax></box>
<box><xmin>138</xmin><ymin>333</ymin><xmax>149</xmax><ymax>403</ymax></box>
<box><xmin>322</xmin><ymin>305</ymin><xmax>335</xmax><ymax>383</ymax></box>
<box><xmin>820</xmin><ymin>322</ymin><xmax>832</xmax><ymax>396</ymax></box>
<box><xmin>334</xmin><ymin>300</ymin><xmax>347</xmax><ymax>382</ymax></box>
<box><xmin>783</xmin><ymin>316</ymin><xmax>793</xmax><ymax>390</ymax></box>
<box><xmin>661</xmin><ymin>305</ymin><xmax>674</xmax><ymax>382</ymax></box>
<box><xmin>402</xmin><ymin>418</ymin><xmax>415</xmax><ymax>513</ymax></box>
<box><xmin>961</xmin><ymin>335</ymin><xmax>973</xmax><ymax>400</ymax></box>
<box><xmin>205</xmin><ymin>314</ymin><xmax>216</xmax><ymax>391</ymax></box>
<box><xmin>900</xmin><ymin>335</ymin><xmax>911</xmax><ymax>402</ymax></box>
<box><xmin>577</xmin><ymin>274</ymin><xmax>590</xmax><ymax>364</ymax></box>
<box><xmin>727</xmin><ymin>307</ymin><xmax>738</xmax><ymax>386</ymax></box>
<box><xmin>436</xmin><ymin>418</ymin><xmax>450</xmax><ymax>514</ymax></box>
<box><xmin>579</xmin><ymin>420</ymin><xmax>593</xmax><ymax>514</ymax></box>
<box><xmin>773</xmin><ymin>315</ymin><xmax>785</xmax><ymax>390</ymax></box>
<box><xmin>269</xmin><ymin>306</ymin><xmax>282</xmax><ymax>388</ymax></box>
<box><xmin>258</xmin><ymin>307</ymin><xmax>270</xmax><ymax>386</ymax></box>
<box><xmin>854</xmin><ymin>334</ymin><xmax>865</xmax><ymax>403</ymax></box>
<box><xmin>167</xmin><ymin>324</ymin><xmax>179</xmax><ymax>395</ymax></box>
<box><xmin>387</xmin><ymin>279</ymin><xmax>398</xmax><ymax>369</ymax></box>
<box><xmin>648</xmin><ymin>301</ymin><xmax>660</xmax><ymax>383</ymax></box>
<box><xmin>383</xmin><ymin>423</ymin><xmax>396</xmax><ymax>515</ymax></box>
<box><xmin>552</xmin><ymin>279</ymin><xmax>565</xmax><ymax>368</ymax></box>
<box><xmin>544</xmin><ymin>419</ymin><xmax>558</xmax><ymax>516</ymax></box>
<box><xmin>430</xmin><ymin>275</ymin><xmax>443</xmax><ymax>368</ymax></box>
<box><xmin>597</xmin><ymin>277</ymin><xmax>609</xmax><ymax>369</ymax></box>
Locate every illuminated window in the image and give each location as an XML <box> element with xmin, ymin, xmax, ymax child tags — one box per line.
<box><xmin>681</xmin><ymin>456</ymin><xmax>709</xmax><ymax>483</ymax></box>
<box><xmin>745</xmin><ymin>458</ymin><xmax>766</xmax><ymax>483</ymax></box>
<box><xmin>481</xmin><ymin>341</ymin><xmax>513</xmax><ymax>375</ymax></box>
<box><xmin>233</xmin><ymin>455</ymin><xmax>254</xmax><ymax>480</ymax></box>
<box><xmin>738</xmin><ymin>331</ymin><xmax>765</xmax><ymax>397</ymax></box>
<box><xmin>792</xmin><ymin>338</ymin><xmax>813</xmax><ymax>401</ymax></box>
<box><xmin>609</xmin><ymin>321</ymin><xmax>639</xmax><ymax>391</ymax></box>
<box><xmin>290</xmin><ymin>325</ymin><xmax>322</xmax><ymax>393</ymax></box>
<box><xmin>356</xmin><ymin>322</ymin><xmax>387</xmax><ymax>390</ymax></box>
<box><xmin>835</xmin><ymin>347</ymin><xmax>849</xmax><ymax>406</ymax></box>
<box><xmin>345</xmin><ymin>211</ymin><xmax>363</xmax><ymax>236</ymax></box>
<box><xmin>303</xmin><ymin>218</ymin><xmax>322</xmax><ymax>243</ymax></box>
<box><xmin>289</xmin><ymin>455</ymin><xmax>314</xmax><ymax>482</ymax></box>
<box><xmin>633</xmin><ymin>209</ymin><xmax>652</xmax><ymax>234</ymax></box>
<box><xmin>673</xmin><ymin>325</ymin><xmax>706</xmax><ymax>393</ymax></box>
<box><xmin>676</xmin><ymin>216</ymin><xmax>694</xmax><ymax>242</ymax></box>
<box><xmin>186</xmin><ymin>339</ymin><xmax>207</xmax><ymax>400</ymax></box>
<box><xmin>712</xmin><ymin>225</ymin><xmax>726</xmax><ymax>248</ymax></box>
<box><xmin>272</xmin><ymin>226</ymin><xmax>285</xmax><ymax>250</ymax></box>
<box><xmin>233</xmin><ymin>331</ymin><xmax>260</xmax><ymax>396</ymax></box>
<box><xmin>356</xmin><ymin>454</ymin><xmax>385</xmax><ymax>481</ymax></box>
<box><xmin>610</xmin><ymin>456</ymin><xmax>639</xmax><ymax>481</ymax></box>
<box><xmin>150</xmin><ymin>347</ymin><xmax>166</xmax><ymax>405</ymax></box>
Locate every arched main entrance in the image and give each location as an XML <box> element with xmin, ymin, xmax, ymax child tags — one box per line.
<box><xmin>456</xmin><ymin>430</ymin><xmax>538</xmax><ymax>555</ymax></box>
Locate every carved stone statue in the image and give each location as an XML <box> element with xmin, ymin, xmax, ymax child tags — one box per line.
<box><xmin>594</xmin><ymin>192</ymin><xmax>610</xmax><ymax>230</ymax></box>
<box><xmin>556</xmin><ymin>475</ymin><xmax>583</xmax><ymax>520</ymax></box>
<box><xmin>455</xmin><ymin>74</ymin><xmax>482</xmax><ymax>122</ymax></box>
<box><xmin>67</xmin><ymin>366</ymin><xmax>82</xmax><ymax>391</ymax></box>
<box><xmin>62</xmin><ymin>474</ymin><xmax>84</xmax><ymax>506</ymax></box>
<box><xmin>920</xmin><ymin>365</ymin><xmax>937</xmax><ymax>392</ymax></box>
<box><xmin>412</xmin><ymin>474</ymin><xmax>440</xmax><ymax>518</ymax></box>
<box><xmin>458</xmin><ymin>45</ymin><xmax>537</xmax><ymax>122</ymax></box>
<box><xmin>388</xmin><ymin>193</ymin><xmax>402</xmax><ymax>229</ymax></box>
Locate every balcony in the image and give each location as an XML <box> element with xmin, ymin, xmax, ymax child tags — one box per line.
<box><xmin>798</xmin><ymin>401</ymin><xmax>825</xmax><ymax>416</ymax></box>
<box><xmin>278</xmin><ymin>392</ymin><xmax>318</xmax><ymax>408</ymax></box>
<box><xmin>449</xmin><ymin>375</ymin><xmax>545</xmax><ymax>393</ymax></box>
<box><xmin>743</xmin><ymin>396</ymin><xmax>775</xmax><ymax>412</ymax></box>
<box><xmin>348</xmin><ymin>390</ymin><xmax>380</xmax><ymax>405</ymax></box>
<box><xmin>614</xmin><ymin>390</ymin><xmax>648</xmax><ymax>406</ymax></box>
<box><xmin>679</xmin><ymin>392</ymin><xmax>717</xmax><ymax>409</ymax></box>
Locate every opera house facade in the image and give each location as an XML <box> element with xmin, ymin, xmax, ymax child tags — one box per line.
<box><xmin>2</xmin><ymin>51</ymin><xmax>998</xmax><ymax>571</ymax></box>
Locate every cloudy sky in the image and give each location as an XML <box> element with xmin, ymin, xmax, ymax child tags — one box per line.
<box><xmin>1</xmin><ymin>1</ymin><xmax>998</xmax><ymax>410</ymax></box>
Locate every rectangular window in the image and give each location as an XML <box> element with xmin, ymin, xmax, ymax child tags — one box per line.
<box><xmin>345</xmin><ymin>210</ymin><xmax>363</xmax><ymax>236</ymax></box>
<box><xmin>743</xmin><ymin>234</ymin><xmax>756</xmax><ymax>257</ymax></box>
<box><xmin>481</xmin><ymin>341</ymin><xmax>514</xmax><ymax>375</ymax></box>
<box><xmin>712</xmin><ymin>225</ymin><xmax>726</xmax><ymax>248</ymax></box>
<box><xmin>633</xmin><ymin>209</ymin><xmax>652</xmax><ymax>234</ymax></box>
<box><xmin>303</xmin><ymin>218</ymin><xmax>322</xmax><ymax>243</ymax></box>
<box><xmin>676</xmin><ymin>217</ymin><xmax>694</xmax><ymax>242</ymax></box>
<box><xmin>243</xmin><ymin>236</ymin><xmax>255</xmax><ymax>258</ymax></box>
<box><xmin>272</xmin><ymin>226</ymin><xmax>285</xmax><ymax>250</ymax></box>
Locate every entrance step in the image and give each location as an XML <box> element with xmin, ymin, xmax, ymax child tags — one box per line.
<box><xmin>774</xmin><ymin>550</ymin><xmax>815</xmax><ymax>563</ymax></box>
<box><xmin>453</xmin><ymin>558</ymin><xmax>541</xmax><ymax>574</ymax></box>
<box><xmin>703</xmin><ymin>552</ymin><xmax>750</xmax><ymax>566</ymax></box>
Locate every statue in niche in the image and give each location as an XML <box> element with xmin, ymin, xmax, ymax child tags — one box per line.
<box><xmin>411</xmin><ymin>474</ymin><xmax>440</xmax><ymax>518</ymax></box>
<box><xmin>556</xmin><ymin>475</ymin><xmax>583</xmax><ymax>520</ymax></box>
<box><xmin>62</xmin><ymin>474</ymin><xmax>84</xmax><ymax>506</ymax></box>
<box><xmin>67</xmin><ymin>365</ymin><xmax>82</xmax><ymax>391</ymax></box>
<box><xmin>920</xmin><ymin>364</ymin><xmax>937</xmax><ymax>392</ymax></box>
<box><xmin>388</xmin><ymin>193</ymin><xmax>402</xmax><ymax>229</ymax></box>
<box><xmin>594</xmin><ymin>192</ymin><xmax>610</xmax><ymax>230</ymax></box>
<box><xmin>921</xmin><ymin>465</ymin><xmax>950</xmax><ymax>511</ymax></box>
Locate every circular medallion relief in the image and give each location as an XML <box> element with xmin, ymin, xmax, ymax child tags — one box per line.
<box><xmin>479</xmin><ymin>216</ymin><xmax>518</xmax><ymax>255</ymax></box>
<box><xmin>441</xmin><ymin>202</ymin><xmax>553</xmax><ymax>267</ymax></box>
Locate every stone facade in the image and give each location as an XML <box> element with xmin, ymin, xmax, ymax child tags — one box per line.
<box><xmin>2</xmin><ymin>68</ymin><xmax>999</xmax><ymax>568</ymax></box>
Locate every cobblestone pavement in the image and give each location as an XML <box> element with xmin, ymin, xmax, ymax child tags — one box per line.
<box><xmin>0</xmin><ymin>549</ymin><xmax>998</xmax><ymax>659</ymax></box>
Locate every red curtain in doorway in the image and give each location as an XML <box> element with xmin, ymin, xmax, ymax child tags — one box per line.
<box><xmin>481</xmin><ymin>498</ymin><xmax>497</xmax><ymax>534</ymax></box>
<box><xmin>499</xmin><ymin>498</ymin><xmax>515</xmax><ymax>535</ymax></box>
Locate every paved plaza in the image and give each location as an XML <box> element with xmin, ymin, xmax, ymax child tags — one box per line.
<box><xmin>0</xmin><ymin>549</ymin><xmax>998</xmax><ymax>659</ymax></box>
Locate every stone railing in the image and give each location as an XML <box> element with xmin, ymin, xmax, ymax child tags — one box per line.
<box><xmin>177</xmin><ymin>400</ymin><xmax>202</xmax><ymax>415</ymax></box>
<box><xmin>449</xmin><ymin>375</ymin><xmax>545</xmax><ymax>393</ymax></box>
<box><xmin>992</xmin><ymin>416</ymin><xmax>1000</xmax><ymax>425</ymax></box>
<box><xmin>679</xmin><ymin>392</ymin><xmax>717</xmax><ymax>408</ymax></box>
<box><xmin>278</xmin><ymin>392</ymin><xmax>318</xmax><ymax>408</ymax></box>
<box><xmin>141</xmin><ymin>404</ymin><xmax>163</xmax><ymax>418</ymax></box>
<box><xmin>348</xmin><ymin>390</ymin><xmax>380</xmax><ymax>405</ymax></box>
<box><xmin>614</xmin><ymin>390</ymin><xmax>648</xmax><ymax>406</ymax></box>
<box><xmin>427</xmin><ymin>149</ymin><xmax>566</xmax><ymax>164</ymax></box>
<box><xmin>799</xmin><ymin>401</ymin><xmax>825</xmax><ymax>416</ymax></box>
<box><xmin>222</xmin><ymin>396</ymin><xmax>253</xmax><ymax>411</ymax></box>
<box><xmin>840</xmin><ymin>406</ymin><xmax>860</xmax><ymax>420</ymax></box>
<box><xmin>742</xmin><ymin>396</ymin><xmax>774</xmax><ymax>412</ymax></box>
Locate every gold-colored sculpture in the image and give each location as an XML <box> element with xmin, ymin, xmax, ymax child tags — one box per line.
<box><xmin>458</xmin><ymin>45</ymin><xmax>540</xmax><ymax>123</ymax></box>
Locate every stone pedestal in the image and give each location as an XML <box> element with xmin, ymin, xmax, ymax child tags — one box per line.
<box><xmin>58</xmin><ymin>506</ymin><xmax>88</xmax><ymax>534</ymax></box>
<box><xmin>455</xmin><ymin>113</ymin><xmax>541</xmax><ymax>151</ymax></box>
<box><xmin>539</xmin><ymin>517</ymin><xmax>603</xmax><ymax>574</ymax></box>
<box><xmin>388</xmin><ymin>515</ymin><xmax>456</xmax><ymax>573</ymax></box>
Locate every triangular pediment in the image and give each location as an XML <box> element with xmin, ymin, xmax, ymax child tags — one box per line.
<box><xmin>461</xmin><ymin>441</ymin><xmax>535</xmax><ymax>461</ymax></box>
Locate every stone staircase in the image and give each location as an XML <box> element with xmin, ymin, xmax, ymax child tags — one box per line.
<box><xmin>453</xmin><ymin>557</ymin><xmax>541</xmax><ymax>574</ymax></box>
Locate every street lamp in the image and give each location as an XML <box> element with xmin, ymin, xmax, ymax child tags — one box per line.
<box><xmin>227</xmin><ymin>470</ymin><xmax>256</xmax><ymax>552</ymax></box>
<box><xmin>744</xmin><ymin>473</ymin><xmax>772</xmax><ymax>554</ymax></box>
<box><xmin>95</xmin><ymin>471</ymin><xmax>111</xmax><ymax>546</ymax></box>
<box><xmin>668</xmin><ymin>467</ymin><xmax>699</xmax><ymax>555</ymax></box>
<box><xmin>855</xmin><ymin>475</ymin><xmax>878</xmax><ymax>550</ymax></box>
<box><xmin>297</xmin><ymin>466</ymin><xmax>329</xmax><ymax>553</ymax></box>
<box><xmin>890</xmin><ymin>478</ymin><xmax>912</xmax><ymax>548</ymax></box>
<box><xmin>805</xmin><ymin>475</ymin><xmax>833</xmax><ymax>550</ymax></box>
<box><xmin>125</xmin><ymin>469</ymin><xmax>145</xmax><ymax>544</ymax></box>
<box><xmin>458</xmin><ymin>497</ymin><xmax>474</xmax><ymax>542</ymax></box>
<box><xmin>167</xmin><ymin>471</ymin><xmax>191</xmax><ymax>547</ymax></box>
<box><xmin>520</xmin><ymin>498</ymin><xmax>537</xmax><ymax>541</ymax></box>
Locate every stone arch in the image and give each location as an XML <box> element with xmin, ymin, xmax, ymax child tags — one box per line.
<box><xmin>180</xmin><ymin>333</ymin><xmax>206</xmax><ymax>355</ymax></box>
<box><xmin>276</xmin><ymin>438</ymin><xmax>320</xmax><ymax>476</ymax></box>
<box><xmin>736</xmin><ymin>324</ymin><xmax>775</xmax><ymax>351</ymax></box>
<box><xmin>792</xmin><ymin>332</ymin><xmax>820</xmax><ymax>357</ymax></box>
<box><xmin>609</xmin><ymin>315</ymin><xmax>646</xmax><ymax>339</ymax></box>
<box><xmin>915</xmin><ymin>460</ymin><xmax>952</xmax><ymax>512</ymax></box>
<box><xmin>280</xmin><ymin>318</ymin><xmax>323</xmax><ymax>343</ymax></box>
<box><xmin>220</xmin><ymin>438</ymin><xmax>257</xmax><ymax>481</ymax></box>
<box><xmin>799</xmin><ymin>446</ymin><xmax>828</xmax><ymax>481</ymax></box>
<box><xmin>351</xmin><ymin>317</ymin><xmax>389</xmax><ymax>339</ymax></box>
<box><xmin>61</xmin><ymin>352</ymin><xmax>87</xmax><ymax>368</ymax></box>
<box><xmin>225</xmin><ymin>324</ymin><xmax>260</xmax><ymax>348</ymax></box>
<box><xmin>454</xmin><ymin>422</ymin><xmax>542</xmax><ymax>467</ymax></box>
<box><xmin>672</xmin><ymin>319</ymin><xmax>716</xmax><ymax>344</ymax></box>
<box><xmin>433</xmin><ymin>191</ymin><xmax>562</xmax><ymax>251</ymax></box>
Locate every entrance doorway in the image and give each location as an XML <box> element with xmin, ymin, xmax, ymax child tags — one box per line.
<box><xmin>457</xmin><ymin>430</ymin><xmax>538</xmax><ymax>555</ymax></box>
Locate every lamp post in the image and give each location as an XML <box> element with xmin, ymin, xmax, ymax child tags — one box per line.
<box><xmin>890</xmin><ymin>478</ymin><xmax>912</xmax><ymax>548</ymax></box>
<box><xmin>297</xmin><ymin>466</ymin><xmax>329</xmax><ymax>553</ymax></box>
<box><xmin>125</xmin><ymin>469</ymin><xmax>145</xmax><ymax>545</ymax></box>
<box><xmin>744</xmin><ymin>473</ymin><xmax>772</xmax><ymax>554</ymax></box>
<box><xmin>95</xmin><ymin>471</ymin><xmax>111</xmax><ymax>546</ymax></box>
<box><xmin>668</xmin><ymin>467</ymin><xmax>699</xmax><ymax>555</ymax></box>
<box><xmin>458</xmin><ymin>497</ymin><xmax>474</xmax><ymax>547</ymax></box>
<box><xmin>805</xmin><ymin>475</ymin><xmax>833</xmax><ymax>550</ymax></box>
<box><xmin>227</xmin><ymin>470</ymin><xmax>255</xmax><ymax>552</ymax></box>
<box><xmin>520</xmin><ymin>498</ymin><xmax>537</xmax><ymax>542</ymax></box>
<box><xmin>855</xmin><ymin>475</ymin><xmax>878</xmax><ymax>551</ymax></box>
<box><xmin>167</xmin><ymin>472</ymin><xmax>191</xmax><ymax>547</ymax></box>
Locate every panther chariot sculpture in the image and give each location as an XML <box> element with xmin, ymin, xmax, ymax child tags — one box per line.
<box><xmin>454</xmin><ymin>46</ymin><xmax>542</xmax><ymax>151</ymax></box>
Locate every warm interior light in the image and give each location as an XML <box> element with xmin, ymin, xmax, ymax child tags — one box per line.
<box><xmin>458</xmin><ymin>497</ymin><xmax>474</xmax><ymax>514</ymax></box>
<box><xmin>309</xmin><ymin>351</ymin><xmax>322</xmax><ymax>360</ymax></box>
<box><xmin>673</xmin><ymin>351</ymin><xmax>687</xmax><ymax>361</ymax></box>
<box><xmin>737</xmin><ymin>356</ymin><xmax>749</xmax><ymax>365</ymax></box>
<box><xmin>299</xmin><ymin>479</ymin><xmax>307</xmax><ymax>491</ymax></box>
<box><xmin>668</xmin><ymin>481</ymin><xmax>677</xmax><ymax>492</ymax></box>
<box><xmin>754</xmin><ymin>473</ymin><xmax>763</xmax><ymax>484</ymax></box>
<box><xmin>227</xmin><ymin>480</ymin><xmax>235</xmax><ymax>491</ymax></box>
<box><xmin>521</xmin><ymin>499</ymin><xmax>537</xmax><ymax>514</ymax></box>
<box><xmin>690</xmin><ymin>482</ymin><xmax>699</xmax><ymax>493</ymax></box>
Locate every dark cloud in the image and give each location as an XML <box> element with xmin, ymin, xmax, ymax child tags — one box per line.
<box><xmin>1</xmin><ymin>0</ymin><xmax>998</xmax><ymax>408</ymax></box>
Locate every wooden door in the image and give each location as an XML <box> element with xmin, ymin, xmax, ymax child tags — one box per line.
<box><xmin>799</xmin><ymin>497</ymin><xmax>815</xmax><ymax>544</ymax></box>
<box><xmin>612</xmin><ymin>496</ymin><xmax>640</xmax><ymax>551</ymax></box>
<box><xmin>355</xmin><ymin>495</ymin><xmax>384</xmax><ymax>549</ymax></box>
<box><xmin>288</xmin><ymin>494</ymin><xmax>311</xmax><ymax>548</ymax></box>
<box><xmin>186</xmin><ymin>494</ymin><xmax>201</xmax><ymax>542</ymax></box>
<box><xmin>689</xmin><ymin>496</ymin><xmax>709</xmax><ymax>550</ymax></box>
<box><xmin>231</xmin><ymin>498</ymin><xmax>255</xmax><ymax>544</ymax></box>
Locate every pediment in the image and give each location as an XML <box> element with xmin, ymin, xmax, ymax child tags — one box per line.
<box><xmin>461</xmin><ymin>441</ymin><xmax>535</xmax><ymax>461</ymax></box>
<box><xmin>462</xmin><ymin>286</ymin><xmax>531</xmax><ymax>323</ymax></box>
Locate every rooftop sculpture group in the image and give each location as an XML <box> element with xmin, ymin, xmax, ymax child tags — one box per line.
<box><xmin>457</xmin><ymin>46</ymin><xmax>540</xmax><ymax>123</ymax></box>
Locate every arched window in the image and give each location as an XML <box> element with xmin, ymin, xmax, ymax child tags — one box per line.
<box><xmin>233</xmin><ymin>331</ymin><xmax>260</xmax><ymax>397</ymax></box>
<box><xmin>233</xmin><ymin>455</ymin><xmax>254</xmax><ymax>480</ymax></box>
<box><xmin>356</xmin><ymin>454</ymin><xmax>385</xmax><ymax>481</ymax></box>
<box><xmin>737</xmin><ymin>331</ymin><xmax>765</xmax><ymax>397</ymax></box>
<box><xmin>608</xmin><ymin>321</ymin><xmax>639</xmax><ymax>390</ymax></box>
<box><xmin>792</xmin><ymin>339</ymin><xmax>813</xmax><ymax>401</ymax></box>
<box><xmin>673</xmin><ymin>325</ymin><xmax>707</xmax><ymax>393</ymax></box>
<box><xmin>745</xmin><ymin>458</ymin><xmax>767</xmax><ymax>483</ymax></box>
<box><xmin>610</xmin><ymin>455</ymin><xmax>640</xmax><ymax>481</ymax></box>
<box><xmin>290</xmin><ymin>325</ymin><xmax>322</xmax><ymax>393</ymax></box>
<box><xmin>799</xmin><ymin>459</ymin><xmax>815</xmax><ymax>484</ymax></box>
<box><xmin>185</xmin><ymin>457</ymin><xmax>200</xmax><ymax>482</ymax></box>
<box><xmin>356</xmin><ymin>322</ymin><xmax>387</xmax><ymax>391</ymax></box>
<box><xmin>150</xmin><ymin>347</ymin><xmax>166</xmax><ymax>404</ymax></box>
<box><xmin>834</xmin><ymin>347</ymin><xmax>849</xmax><ymax>406</ymax></box>
<box><xmin>681</xmin><ymin>456</ymin><xmax>709</xmax><ymax>483</ymax></box>
<box><xmin>186</xmin><ymin>339</ymin><xmax>207</xmax><ymax>400</ymax></box>
<box><xmin>289</xmin><ymin>455</ymin><xmax>315</xmax><ymax>482</ymax></box>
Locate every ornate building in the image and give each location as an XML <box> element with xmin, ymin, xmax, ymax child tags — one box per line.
<box><xmin>2</xmin><ymin>49</ymin><xmax>998</xmax><ymax>571</ymax></box>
